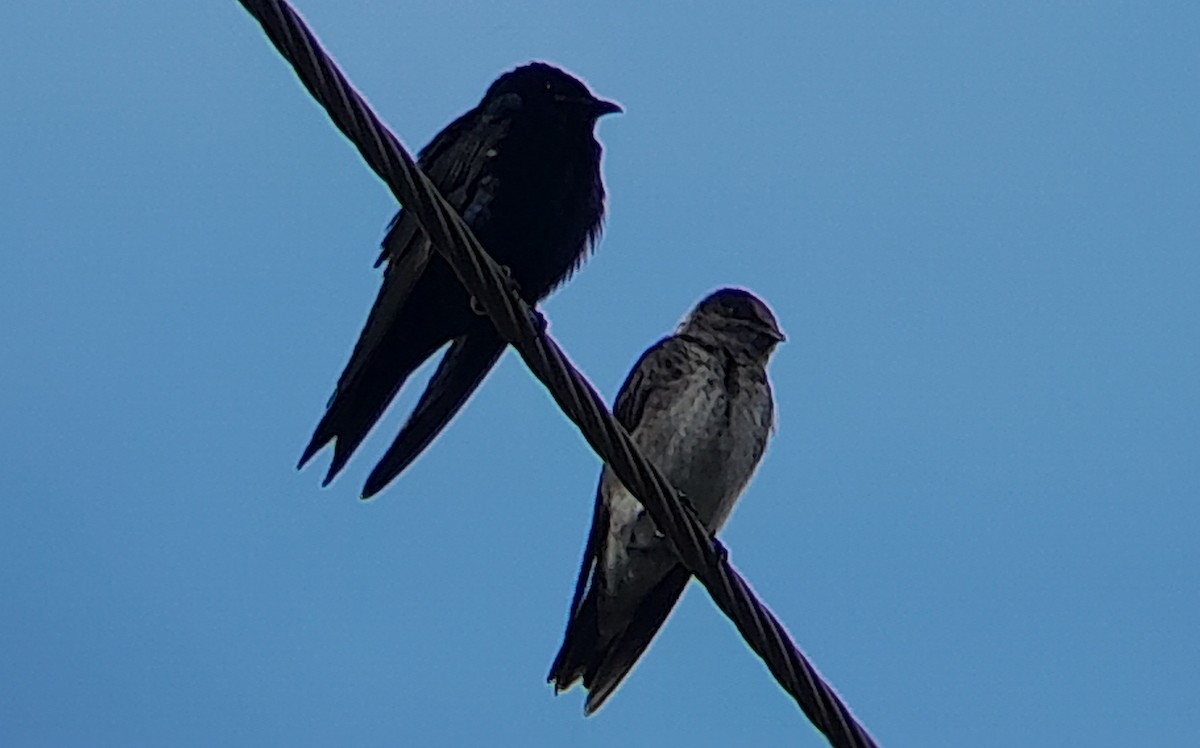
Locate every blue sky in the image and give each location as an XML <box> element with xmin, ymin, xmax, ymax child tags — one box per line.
<box><xmin>3</xmin><ymin>2</ymin><xmax>1198</xmax><ymax>745</ymax></box>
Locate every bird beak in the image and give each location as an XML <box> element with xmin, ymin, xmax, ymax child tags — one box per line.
<box><xmin>769</xmin><ymin>328</ymin><xmax>786</xmax><ymax>343</ymax></box>
<box><xmin>553</xmin><ymin>95</ymin><xmax>622</xmax><ymax>117</ymax></box>
<box><xmin>590</xmin><ymin>98</ymin><xmax>623</xmax><ymax>117</ymax></box>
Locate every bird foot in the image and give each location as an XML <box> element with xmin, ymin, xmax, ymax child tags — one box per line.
<box><xmin>710</xmin><ymin>536</ymin><xmax>729</xmax><ymax>563</ymax></box>
<box><xmin>529</xmin><ymin>307</ymin><xmax>548</xmax><ymax>334</ymax></box>
<box><xmin>470</xmin><ymin>264</ymin><xmax>521</xmax><ymax>316</ymax></box>
<box><xmin>670</xmin><ymin>490</ymin><xmax>729</xmax><ymax>563</ymax></box>
<box><xmin>469</xmin><ymin>266</ymin><xmax>549</xmax><ymax>343</ymax></box>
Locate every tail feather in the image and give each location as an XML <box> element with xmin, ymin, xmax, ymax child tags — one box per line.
<box><xmin>549</xmin><ymin>497</ymin><xmax>610</xmax><ymax>691</ymax></box>
<box><xmin>361</xmin><ymin>329</ymin><xmax>505</xmax><ymax>498</ymax></box>
<box><xmin>548</xmin><ymin>585</ymin><xmax>604</xmax><ymax>692</ymax></box>
<box><xmin>297</xmin><ymin>233</ymin><xmax>447</xmax><ymax>483</ymax></box>
<box><xmin>298</xmin><ymin>350</ymin><xmax>419</xmax><ymax>485</ymax></box>
<box><xmin>581</xmin><ymin>566</ymin><xmax>691</xmax><ymax>715</ymax></box>
<box><xmin>298</xmin><ymin>314</ymin><xmax>448</xmax><ymax>485</ymax></box>
<box><xmin>549</xmin><ymin>564</ymin><xmax>693</xmax><ymax>715</ymax></box>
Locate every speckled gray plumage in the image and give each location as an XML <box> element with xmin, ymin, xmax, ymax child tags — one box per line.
<box><xmin>548</xmin><ymin>287</ymin><xmax>784</xmax><ymax>714</ymax></box>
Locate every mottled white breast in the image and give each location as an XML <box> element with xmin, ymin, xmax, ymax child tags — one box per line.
<box><xmin>601</xmin><ymin>340</ymin><xmax>772</xmax><ymax>597</ymax></box>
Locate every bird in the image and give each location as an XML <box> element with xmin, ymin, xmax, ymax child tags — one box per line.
<box><xmin>297</xmin><ymin>62</ymin><xmax>620</xmax><ymax>498</ymax></box>
<box><xmin>548</xmin><ymin>287</ymin><xmax>785</xmax><ymax>714</ymax></box>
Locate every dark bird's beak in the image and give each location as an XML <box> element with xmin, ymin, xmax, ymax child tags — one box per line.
<box><xmin>559</xmin><ymin>94</ymin><xmax>622</xmax><ymax>117</ymax></box>
<box><xmin>591</xmin><ymin>98</ymin><xmax>623</xmax><ymax>117</ymax></box>
<box><xmin>768</xmin><ymin>327</ymin><xmax>786</xmax><ymax>343</ymax></box>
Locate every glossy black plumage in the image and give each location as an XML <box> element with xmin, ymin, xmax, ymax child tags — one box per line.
<box><xmin>297</xmin><ymin>62</ymin><xmax>619</xmax><ymax>497</ymax></box>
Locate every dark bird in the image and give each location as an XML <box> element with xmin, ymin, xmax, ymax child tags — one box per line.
<box><xmin>297</xmin><ymin>62</ymin><xmax>620</xmax><ymax>498</ymax></box>
<box><xmin>548</xmin><ymin>287</ymin><xmax>785</xmax><ymax>714</ymax></box>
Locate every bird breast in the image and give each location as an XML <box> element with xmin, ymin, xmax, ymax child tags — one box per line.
<box><xmin>622</xmin><ymin>356</ymin><xmax>770</xmax><ymax>534</ymax></box>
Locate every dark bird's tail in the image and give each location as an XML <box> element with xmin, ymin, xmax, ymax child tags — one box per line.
<box><xmin>297</xmin><ymin>265</ymin><xmax>454</xmax><ymax>485</ymax></box>
<box><xmin>297</xmin><ymin>330</ymin><xmax>434</xmax><ymax>486</ymax></box>
<box><xmin>549</xmin><ymin>566</ymin><xmax>692</xmax><ymax>715</ymax></box>
<box><xmin>360</xmin><ymin>330</ymin><xmax>505</xmax><ymax>498</ymax></box>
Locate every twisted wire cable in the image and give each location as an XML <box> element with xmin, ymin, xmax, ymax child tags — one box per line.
<box><xmin>238</xmin><ymin>2</ymin><xmax>879</xmax><ymax>745</ymax></box>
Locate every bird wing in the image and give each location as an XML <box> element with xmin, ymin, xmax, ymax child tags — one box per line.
<box><xmin>583</xmin><ymin>565</ymin><xmax>691</xmax><ymax>715</ymax></box>
<box><xmin>610</xmin><ymin>335</ymin><xmax>691</xmax><ymax>433</ymax></box>
<box><xmin>547</xmin><ymin>486</ymin><xmax>609</xmax><ymax>689</ymax></box>
<box><xmin>374</xmin><ymin>102</ymin><xmax>514</xmax><ymax>268</ymax></box>
<box><xmin>561</xmin><ymin>334</ymin><xmax>686</xmax><ymax>613</ymax></box>
<box><xmin>548</xmin><ymin>336</ymin><xmax>697</xmax><ymax>698</ymax></box>
<box><xmin>346</xmin><ymin>105</ymin><xmax>512</xmax><ymax>389</ymax></box>
<box><xmin>298</xmin><ymin>102</ymin><xmax>513</xmax><ymax>480</ymax></box>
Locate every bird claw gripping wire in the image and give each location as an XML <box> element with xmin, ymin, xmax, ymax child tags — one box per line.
<box><xmin>652</xmin><ymin>491</ymin><xmax>730</xmax><ymax>564</ymax></box>
<box><xmin>710</xmin><ymin>535</ymin><xmax>730</xmax><ymax>563</ymax></box>
<box><xmin>470</xmin><ymin>264</ymin><xmax>547</xmax><ymax>339</ymax></box>
<box><xmin>470</xmin><ymin>264</ymin><xmax>519</xmax><ymax>316</ymax></box>
<box><xmin>528</xmin><ymin>306</ymin><xmax>548</xmax><ymax>335</ymax></box>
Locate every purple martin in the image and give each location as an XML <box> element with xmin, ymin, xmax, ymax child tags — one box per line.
<box><xmin>548</xmin><ymin>287</ymin><xmax>785</xmax><ymax>714</ymax></box>
<box><xmin>297</xmin><ymin>62</ymin><xmax>620</xmax><ymax>498</ymax></box>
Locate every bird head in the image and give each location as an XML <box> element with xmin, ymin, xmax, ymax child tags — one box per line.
<box><xmin>484</xmin><ymin>61</ymin><xmax>622</xmax><ymax>122</ymax></box>
<box><xmin>683</xmin><ymin>287</ymin><xmax>786</xmax><ymax>360</ymax></box>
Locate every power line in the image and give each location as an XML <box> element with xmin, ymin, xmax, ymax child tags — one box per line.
<box><xmin>237</xmin><ymin>2</ymin><xmax>880</xmax><ymax>745</ymax></box>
